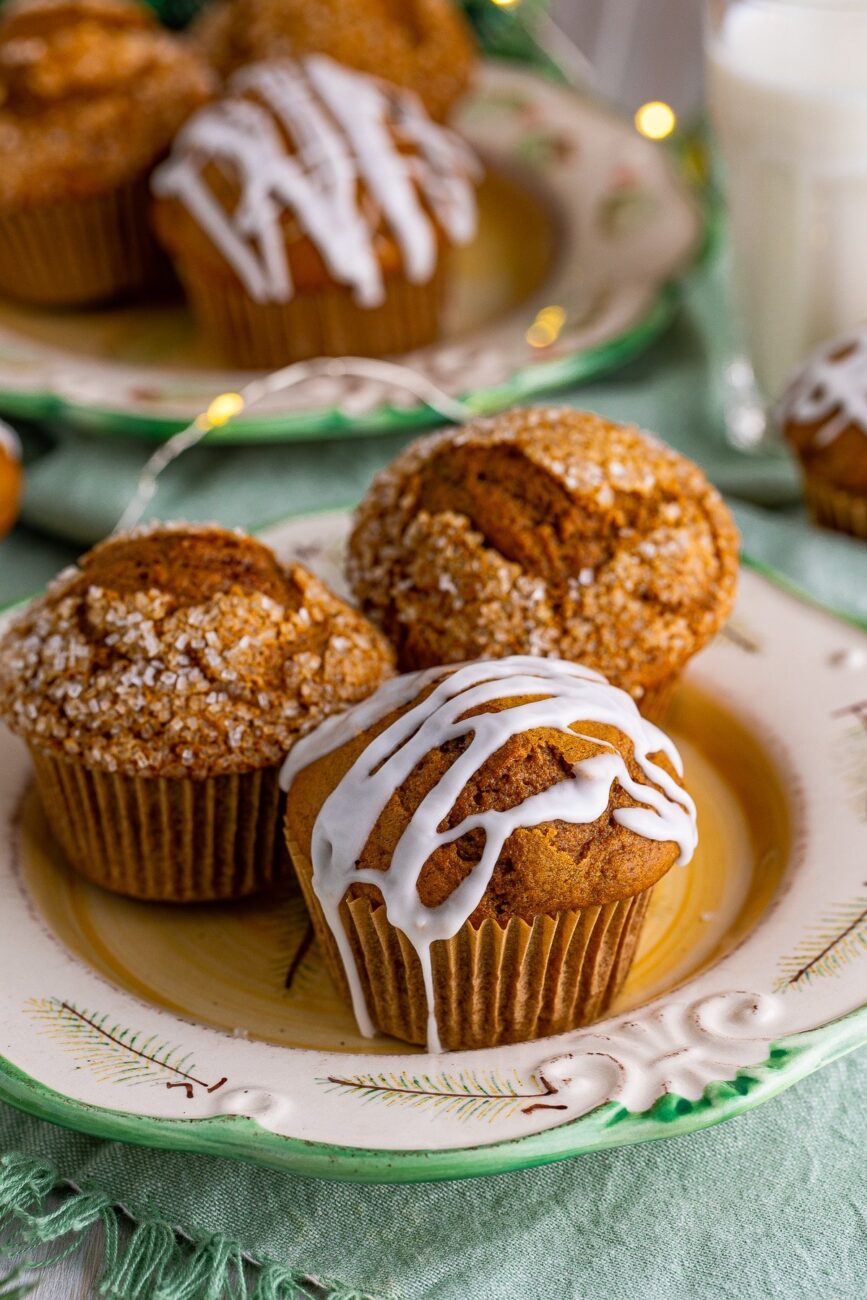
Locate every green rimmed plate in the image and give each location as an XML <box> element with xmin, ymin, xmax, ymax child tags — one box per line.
<box><xmin>0</xmin><ymin>510</ymin><xmax>865</xmax><ymax>1184</ymax></box>
<box><xmin>0</xmin><ymin>63</ymin><xmax>703</xmax><ymax>443</ymax></box>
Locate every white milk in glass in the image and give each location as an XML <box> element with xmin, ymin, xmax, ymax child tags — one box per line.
<box><xmin>708</xmin><ymin>0</ymin><xmax>867</xmax><ymax>400</ymax></box>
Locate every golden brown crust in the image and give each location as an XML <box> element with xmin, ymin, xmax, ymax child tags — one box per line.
<box><xmin>347</xmin><ymin>407</ymin><xmax>741</xmax><ymax>699</ymax></box>
<box><xmin>285</xmin><ymin>684</ymin><xmax>684</xmax><ymax>926</ymax></box>
<box><xmin>0</xmin><ymin>523</ymin><xmax>395</xmax><ymax>778</ymax></box>
<box><xmin>784</xmin><ymin>417</ymin><xmax>867</xmax><ymax>496</ymax></box>
<box><xmin>191</xmin><ymin>0</ymin><xmax>476</xmax><ymax>121</ymax></box>
<box><xmin>0</xmin><ymin>0</ymin><xmax>215</xmax><ymax>207</ymax></box>
<box><xmin>0</xmin><ymin>435</ymin><xmax>21</xmax><ymax>537</ymax></box>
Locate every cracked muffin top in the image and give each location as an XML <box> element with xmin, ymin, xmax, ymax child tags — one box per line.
<box><xmin>191</xmin><ymin>0</ymin><xmax>475</xmax><ymax>122</ymax></box>
<box><xmin>0</xmin><ymin>523</ymin><xmax>394</xmax><ymax>778</ymax></box>
<box><xmin>347</xmin><ymin>407</ymin><xmax>740</xmax><ymax>701</ymax></box>
<box><xmin>778</xmin><ymin>327</ymin><xmax>867</xmax><ymax>496</ymax></box>
<box><xmin>0</xmin><ymin>0</ymin><xmax>214</xmax><ymax>206</ymax></box>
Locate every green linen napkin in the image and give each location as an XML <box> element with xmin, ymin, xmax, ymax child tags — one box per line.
<box><xmin>1</xmin><ymin>1055</ymin><xmax>865</xmax><ymax>1299</ymax></box>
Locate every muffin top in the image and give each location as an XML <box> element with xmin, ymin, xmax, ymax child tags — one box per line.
<box><xmin>0</xmin><ymin>0</ymin><xmax>215</xmax><ymax>206</ymax></box>
<box><xmin>0</xmin><ymin>523</ymin><xmax>395</xmax><ymax>779</ymax></box>
<box><xmin>348</xmin><ymin>407</ymin><xmax>740</xmax><ymax>698</ymax></box>
<box><xmin>283</xmin><ymin>656</ymin><xmax>697</xmax><ymax>929</ymax></box>
<box><xmin>191</xmin><ymin>0</ymin><xmax>476</xmax><ymax>123</ymax></box>
<box><xmin>778</xmin><ymin>327</ymin><xmax>867</xmax><ymax>495</ymax></box>
<box><xmin>151</xmin><ymin>55</ymin><xmax>479</xmax><ymax>306</ymax></box>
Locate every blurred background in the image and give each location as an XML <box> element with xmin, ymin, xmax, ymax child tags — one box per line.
<box><xmin>554</xmin><ymin>0</ymin><xmax>703</xmax><ymax>116</ymax></box>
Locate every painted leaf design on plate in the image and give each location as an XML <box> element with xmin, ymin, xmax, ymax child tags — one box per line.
<box><xmin>26</xmin><ymin>998</ymin><xmax>226</xmax><ymax>1099</ymax></box>
<box><xmin>317</xmin><ymin>1069</ymin><xmax>566</xmax><ymax>1122</ymax></box>
<box><xmin>776</xmin><ymin>892</ymin><xmax>867</xmax><ymax>990</ymax></box>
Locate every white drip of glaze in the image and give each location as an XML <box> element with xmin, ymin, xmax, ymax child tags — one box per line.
<box><xmin>281</xmin><ymin>657</ymin><xmax>698</xmax><ymax>1054</ymax></box>
<box><xmin>778</xmin><ymin>328</ymin><xmax>867</xmax><ymax>447</ymax></box>
<box><xmin>152</xmin><ymin>55</ymin><xmax>479</xmax><ymax>306</ymax></box>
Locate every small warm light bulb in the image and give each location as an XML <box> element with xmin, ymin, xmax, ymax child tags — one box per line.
<box><xmin>489</xmin><ymin>0</ymin><xmax>521</xmax><ymax>8</ymax></box>
<box><xmin>634</xmin><ymin>101</ymin><xmax>676</xmax><ymax>141</ymax></box>
<box><xmin>204</xmin><ymin>391</ymin><xmax>246</xmax><ymax>428</ymax></box>
<box><xmin>526</xmin><ymin>304</ymin><xmax>566</xmax><ymax>349</ymax></box>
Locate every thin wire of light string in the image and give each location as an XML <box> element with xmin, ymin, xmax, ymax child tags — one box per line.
<box><xmin>113</xmin><ymin>357</ymin><xmax>473</xmax><ymax>535</ymax></box>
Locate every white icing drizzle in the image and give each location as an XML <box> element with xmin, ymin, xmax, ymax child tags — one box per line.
<box><xmin>778</xmin><ymin>328</ymin><xmax>867</xmax><ymax>447</ymax></box>
<box><xmin>0</xmin><ymin>420</ymin><xmax>21</xmax><ymax>462</ymax></box>
<box><xmin>152</xmin><ymin>55</ymin><xmax>479</xmax><ymax>306</ymax></box>
<box><xmin>281</xmin><ymin>657</ymin><xmax>698</xmax><ymax>1054</ymax></box>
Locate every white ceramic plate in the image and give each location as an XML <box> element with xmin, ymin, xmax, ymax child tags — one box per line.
<box><xmin>0</xmin><ymin>512</ymin><xmax>865</xmax><ymax>1183</ymax></box>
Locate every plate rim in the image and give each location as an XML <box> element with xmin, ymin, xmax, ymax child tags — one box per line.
<box><xmin>0</xmin><ymin>543</ymin><xmax>865</xmax><ymax>1184</ymax></box>
<box><xmin>0</xmin><ymin>1006</ymin><xmax>865</xmax><ymax>1186</ymax></box>
<box><xmin>0</xmin><ymin>60</ymin><xmax>711</xmax><ymax>444</ymax></box>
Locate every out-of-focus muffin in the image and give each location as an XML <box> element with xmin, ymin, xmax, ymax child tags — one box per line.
<box><xmin>191</xmin><ymin>0</ymin><xmax>475</xmax><ymax>122</ymax></box>
<box><xmin>779</xmin><ymin>327</ymin><xmax>867</xmax><ymax>538</ymax></box>
<box><xmin>348</xmin><ymin>407</ymin><xmax>740</xmax><ymax>723</ymax></box>
<box><xmin>0</xmin><ymin>523</ymin><xmax>394</xmax><ymax>901</ymax></box>
<box><xmin>0</xmin><ymin>420</ymin><xmax>22</xmax><ymax>537</ymax></box>
<box><xmin>283</xmin><ymin>656</ymin><xmax>697</xmax><ymax>1051</ymax></box>
<box><xmin>0</xmin><ymin>0</ymin><xmax>214</xmax><ymax>305</ymax></box>
<box><xmin>152</xmin><ymin>56</ymin><xmax>480</xmax><ymax>367</ymax></box>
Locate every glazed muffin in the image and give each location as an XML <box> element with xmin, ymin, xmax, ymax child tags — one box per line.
<box><xmin>0</xmin><ymin>420</ymin><xmax>22</xmax><ymax>538</ymax></box>
<box><xmin>348</xmin><ymin>407</ymin><xmax>740</xmax><ymax>722</ymax></box>
<box><xmin>191</xmin><ymin>0</ymin><xmax>475</xmax><ymax>123</ymax></box>
<box><xmin>283</xmin><ymin>656</ymin><xmax>697</xmax><ymax>1051</ymax></box>
<box><xmin>0</xmin><ymin>524</ymin><xmax>394</xmax><ymax>901</ymax></box>
<box><xmin>151</xmin><ymin>56</ymin><xmax>480</xmax><ymax>367</ymax></box>
<box><xmin>778</xmin><ymin>327</ymin><xmax>867</xmax><ymax>538</ymax></box>
<box><xmin>0</xmin><ymin>0</ymin><xmax>214</xmax><ymax>306</ymax></box>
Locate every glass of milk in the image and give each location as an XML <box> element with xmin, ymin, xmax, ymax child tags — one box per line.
<box><xmin>707</xmin><ymin>0</ymin><xmax>867</xmax><ymax>447</ymax></box>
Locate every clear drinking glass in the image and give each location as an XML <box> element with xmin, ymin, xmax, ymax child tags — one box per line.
<box><xmin>706</xmin><ymin>0</ymin><xmax>867</xmax><ymax>447</ymax></box>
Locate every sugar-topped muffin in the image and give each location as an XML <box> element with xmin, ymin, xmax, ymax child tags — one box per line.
<box><xmin>348</xmin><ymin>407</ymin><xmax>740</xmax><ymax>721</ymax></box>
<box><xmin>0</xmin><ymin>420</ymin><xmax>22</xmax><ymax>538</ymax></box>
<box><xmin>0</xmin><ymin>524</ymin><xmax>394</xmax><ymax>900</ymax></box>
<box><xmin>191</xmin><ymin>0</ymin><xmax>476</xmax><ymax>122</ymax></box>
<box><xmin>0</xmin><ymin>0</ymin><xmax>214</xmax><ymax>305</ymax></box>
<box><xmin>283</xmin><ymin>656</ymin><xmax>697</xmax><ymax>1050</ymax></box>
<box><xmin>151</xmin><ymin>55</ymin><xmax>480</xmax><ymax>367</ymax></box>
<box><xmin>778</xmin><ymin>327</ymin><xmax>867</xmax><ymax>538</ymax></box>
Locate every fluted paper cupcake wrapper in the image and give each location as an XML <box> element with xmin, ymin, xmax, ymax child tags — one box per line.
<box><xmin>0</xmin><ymin>174</ymin><xmax>167</xmax><ymax>306</ymax></box>
<box><xmin>29</xmin><ymin>748</ymin><xmax>290</xmax><ymax>903</ymax></box>
<box><xmin>288</xmin><ymin>827</ymin><xmax>652</xmax><ymax>1050</ymax></box>
<box><xmin>172</xmin><ymin>258</ymin><xmax>446</xmax><ymax>368</ymax></box>
<box><xmin>635</xmin><ymin>673</ymin><xmax>680</xmax><ymax>726</ymax></box>
<box><xmin>803</xmin><ymin>475</ymin><xmax>867</xmax><ymax>540</ymax></box>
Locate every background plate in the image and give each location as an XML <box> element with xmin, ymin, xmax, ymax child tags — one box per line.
<box><xmin>0</xmin><ymin>64</ymin><xmax>702</xmax><ymax>442</ymax></box>
<box><xmin>0</xmin><ymin>512</ymin><xmax>866</xmax><ymax>1183</ymax></box>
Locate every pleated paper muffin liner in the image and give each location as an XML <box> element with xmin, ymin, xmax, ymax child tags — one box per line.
<box><xmin>635</xmin><ymin>673</ymin><xmax>680</xmax><ymax>726</ymax></box>
<box><xmin>0</xmin><ymin>174</ymin><xmax>167</xmax><ymax>307</ymax></box>
<box><xmin>172</xmin><ymin>258</ymin><xmax>447</xmax><ymax>368</ymax></box>
<box><xmin>803</xmin><ymin>475</ymin><xmax>867</xmax><ymax>540</ymax></box>
<box><xmin>29</xmin><ymin>747</ymin><xmax>291</xmax><ymax>903</ymax></box>
<box><xmin>288</xmin><ymin>826</ymin><xmax>653</xmax><ymax>1050</ymax></box>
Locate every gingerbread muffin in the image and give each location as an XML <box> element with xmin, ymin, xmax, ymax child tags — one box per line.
<box><xmin>0</xmin><ymin>524</ymin><xmax>394</xmax><ymax>901</ymax></box>
<box><xmin>151</xmin><ymin>56</ymin><xmax>480</xmax><ymax>367</ymax></box>
<box><xmin>348</xmin><ymin>408</ymin><xmax>740</xmax><ymax>722</ymax></box>
<box><xmin>778</xmin><ymin>327</ymin><xmax>867</xmax><ymax>538</ymax></box>
<box><xmin>0</xmin><ymin>420</ymin><xmax>22</xmax><ymax>538</ymax></box>
<box><xmin>191</xmin><ymin>0</ymin><xmax>475</xmax><ymax>122</ymax></box>
<box><xmin>283</xmin><ymin>656</ymin><xmax>697</xmax><ymax>1051</ymax></box>
<box><xmin>0</xmin><ymin>0</ymin><xmax>214</xmax><ymax>305</ymax></box>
